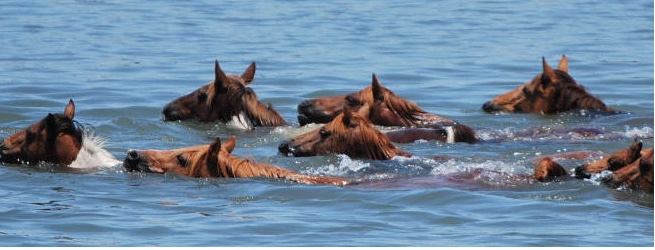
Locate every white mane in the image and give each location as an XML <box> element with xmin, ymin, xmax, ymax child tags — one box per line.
<box><xmin>68</xmin><ymin>131</ymin><xmax>121</xmax><ymax>169</ymax></box>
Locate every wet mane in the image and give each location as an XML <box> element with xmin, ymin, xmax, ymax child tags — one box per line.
<box><xmin>377</xmin><ymin>93</ymin><xmax>428</xmax><ymax>126</ymax></box>
<box><xmin>334</xmin><ymin>113</ymin><xmax>407</xmax><ymax>160</ymax></box>
<box><xmin>550</xmin><ymin>74</ymin><xmax>610</xmax><ymax>112</ymax></box>
<box><xmin>44</xmin><ymin>114</ymin><xmax>84</xmax><ymax>162</ymax></box>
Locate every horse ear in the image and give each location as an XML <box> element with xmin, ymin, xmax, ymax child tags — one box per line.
<box><xmin>542</xmin><ymin>57</ymin><xmax>557</xmax><ymax>83</ymax></box>
<box><xmin>223</xmin><ymin>135</ymin><xmax>237</xmax><ymax>153</ymax></box>
<box><xmin>371</xmin><ymin>73</ymin><xmax>384</xmax><ymax>101</ymax></box>
<box><xmin>206</xmin><ymin>137</ymin><xmax>221</xmax><ymax>168</ymax></box>
<box><xmin>63</xmin><ymin>99</ymin><xmax>75</xmax><ymax>119</ymax></box>
<box><xmin>214</xmin><ymin>59</ymin><xmax>229</xmax><ymax>90</ymax></box>
<box><xmin>241</xmin><ymin>62</ymin><xmax>256</xmax><ymax>85</ymax></box>
<box><xmin>558</xmin><ymin>55</ymin><xmax>569</xmax><ymax>72</ymax></box>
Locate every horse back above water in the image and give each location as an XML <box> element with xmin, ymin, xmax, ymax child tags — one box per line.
<box><xmin>482</xmin><ymin>55</ymin><xmax>619</xmax><ymax>114</ymax></box>
<box><xmin>162</xmin><ymin>59</ymin><xmax>287</xmax><ymax>129</ymax></box>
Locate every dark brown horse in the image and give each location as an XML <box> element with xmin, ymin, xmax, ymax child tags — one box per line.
<box><xmin>279</xmin><ymin>106</ymin><xmax>411</xmax><ymax>160</ymax></box>
<box><xmin>162</xmin><ymin>59</ymin><xmax>286</xmax><ymax>129</ymax></box>
<box><xmin>0</xmin><ymin>99</ymin><xmax>119</xmax><ymax>168</ymax></box>
<box><xmin>297</xmin><ymin>74</ymin><xmax>476</xmax><ymax>143</ymax></box>
<box><xmin>482</xmin><ymin>55</ymin><xmax>618</xmax><ymax>114</ymax></box>
<box><xmin>123</xmin><ymin>136</ymin><xmax>351</xmax><ymax>186</ymax></box>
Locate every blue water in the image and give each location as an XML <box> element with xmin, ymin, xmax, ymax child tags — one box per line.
<box><xmin>0</xmin><ymin>0</ymin><xmax>653</xmax><ymax>247</ymax></box>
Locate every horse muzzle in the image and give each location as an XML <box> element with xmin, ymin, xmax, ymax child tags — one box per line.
<box><xmin>123</xmin><ymin>149</ymin><xmax>153</xmax><ymax>173</ymax></box>
<box><xmin>482</xmin><ymin>101</ymin><xmax>503</xmax><ymax>113</ymax></box>
<box><xmin>297</xmin><ymin>100</ymin><xmax>338</xmax><ymax>126</ymax></box>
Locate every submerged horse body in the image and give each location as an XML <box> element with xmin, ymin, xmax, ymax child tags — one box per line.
<box><xmin>162</xmin><ymin>59</ymin><xmax>286</xmax><ymax>129</ymax></box>
<box><xmin>0</xmin><ymin>99</ymin><xmax>119</xmax><ymax>168</ymax></box>
<box><xmin>297</xmin><ymin>74</ymin><xmax>477</xmax><ymax>143</ymax></box>
<box><xmin>123</xmin><ymin>136</ymin><xmax>351</xmax><ymax>186</ymax></box>
<box><xmin>482</xmin><ymin>55</ymin><xmax>618</xmax><ymax>114</ymax></box>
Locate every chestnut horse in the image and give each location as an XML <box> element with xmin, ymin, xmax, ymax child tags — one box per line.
<box><xmin>162</xmin><ymin>59</ymin><xmax>286</xmax><ymax>129</ymax></box>
<box><xmin>482</xmin><ymin>55</ymin><xmax>618</xmax><ymax>114</ymax></box>
<box><xmin>297</xmin><ymin>74</ymin><xmax>477</xmax><ymax>143</ymax></box>
<box><xmin>279</xmin><ymin>106</ymin><xmax>411</xmax><ymax>160</ymax></box>
<box><xmin>123</xmin><ymin>136</ymin><xmax>351</xmax><ymax>186</ymax></box>
<box><xmin>603</xmin><ymin>148</ymin><xmax>654</xmax><ymax>193</ymax></box>
<box><xmin>1</xmin><ymin>99</ymin><xmax>120</xmax><ymax>168</ymax></box>
<box><xmin>574</xmin><ymin>139</ymin><xmax>652</xmax><ymax>179</ymax></box>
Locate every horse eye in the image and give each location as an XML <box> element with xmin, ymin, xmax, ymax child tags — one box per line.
<box><xmin>522</xmin><ymin>87</ymin><xmax>531</xmax><ymax>96</ymax></box>
<box><xmin>25</xmin><ymin>130</ymin><xmax>36</xmax><ymax>142</ymax></box>
<box><xmin>197</xmin><ymin>92</ymin><xmax>207</xmax><ymax>102</ymax></box>
<box><xmin>319</xmin><ymin>128</ymin><xmax>331</xmax><ymax>138</ymax></box>
<box><xmin>176</xmin><ymin>154</ymin><xmax>188</xmax><ymax>167</ymax></box>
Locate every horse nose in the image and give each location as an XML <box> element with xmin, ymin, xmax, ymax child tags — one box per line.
<box><xmin>162</xmin><ymin>104</ymin><xmax>181</xmax><ymax>121</ymax></box>
<box><xmin>574</xmin><ymin>165</ymin><xmax>591</xmax><ymax>179</ymax></box>
<box><xmin>482</xmin><ymin>101</ymin><xmax>499</xmax><ymax>113</ymax></box>
<box><xmin>278</xmin><ymin>141</ymin><xmax>292</xmax><ymax>156</ymax></box>
<box><xmin>125</xmin><ymin>149</ymin><xmax>140</xmax><ymax>162</ymax></box>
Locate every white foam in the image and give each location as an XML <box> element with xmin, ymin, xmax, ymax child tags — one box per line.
<box><xmin>68</xmin><ymin>131</ymin><xmax>121</xmax><ymax>169</ymax></box>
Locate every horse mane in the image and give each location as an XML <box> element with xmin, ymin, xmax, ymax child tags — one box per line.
<box><xmin>335</xmin><ymin>112</ymin><xmax>408</xmax><ymax>160</ymax></box>
<box><xmin>380</xmin><ymin>93</ymin><xmax>429</xmax><ymax>126</ymax></box>
<box><xmin>46</xmin><ymin>114</ymin><xmax>84</xmax><ymax>146</ymax></box>
<box><xmin>243</xmin><ymin>94</ymin><xmax>287</xmax><ymax>127</ymax></box>
<box><xmin>552</xmin><ymin>71</ymin><xmax>611</xmax><ymax>112</ymax></box>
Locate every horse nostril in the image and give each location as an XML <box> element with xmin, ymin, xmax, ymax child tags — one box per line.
<box><xmin>162</xmin><ymin>105</ymin><xmax>180</xmax><ymax>121</ymax></box>
<box><xmin>126</xmin><ymin>149</ymin><xmax>140</xmax><ymax>161</ymax></box>
<box><xmin>278</xmin><ymin>141</ymin><xmax>291</xmax><ymax>155</ymax></box>
<box><xmin>482</xmin><ymin>101</ymin><xmax>498</xmax><ymax>113</ymax></box>
<box><xmin>574</xmin><ymin>165</ymin><xmax>590</xmax><ymax>179</ymax></box>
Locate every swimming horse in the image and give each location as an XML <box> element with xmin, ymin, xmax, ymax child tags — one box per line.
<box><xmin>279</xmin><ymin>105</ymin><xmax>412</xmax><ymax>160</ymax></box>
<box><xmin>0</xmin><ymin>99</ymin><xmax>120</xmax><ymax>168</ymax></box>
<box><xmin>162</xmin><ymin>59</ymin><xmax>287</xmax><ymax>129</ymax></box>
<box><xmin>482</xmin><ymin>55</ymin><xmax>619</xmax><ymax>114</ymax></box>
<box><xmin>123</xmin><ymin>136</ymin><xmax>351</xmax><ymax>186</ymax></box>
<box><xmin>281</xmin><ymin>104</ymin><xmax>570</xmax><ymax>183</ymax></box>
<box><xmin>296</xmin><ymin>73</ymin><xmax>477</xmax><ymax>143</ymax></box>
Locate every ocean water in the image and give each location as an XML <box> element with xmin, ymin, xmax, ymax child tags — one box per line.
<box><xmin>0</xmin><ymin>0</ymin><xmax>652</xmax><ymax>247</ymax></box>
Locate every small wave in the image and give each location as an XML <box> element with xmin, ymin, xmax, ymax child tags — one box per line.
<box><xmin>475</xmin><ymin>125</ymin><xmax>652</xmax><ymax>142</ymax></box>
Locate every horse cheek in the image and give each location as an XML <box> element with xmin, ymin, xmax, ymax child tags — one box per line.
<box><xmin>55</xmin><ymin>135</ymin><xmax>80</xmax><ymax>165</ymax></box>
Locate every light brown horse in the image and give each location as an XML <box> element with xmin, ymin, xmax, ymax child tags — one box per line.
<box><xmin>123</xmin><ymin>136</ymin><xmax>351</xmax><ymax>186</ymax></box>
<box><xmin>532</xmin><ymin>157</ymin><xmax>570</xmax><ymax>182</ymax></box>
<box><xmin>603</xmin><ymin>148</ymin><xmax>654</xmax><ymax>193</ymax></box>
<box><xmin>297</xmin><ymin>74</ymin><xmax>477</xmax><ymax>143</ymax></box>
<box><xmin>0</xmin><ymin>99</ymin><xmax>119</xmax><ymax>168</ymax></box>
<box><xmin>574</xmin><ymin>139</ymin><xmax>652</xmax><ymax>179</ymax></box>
<box><xmin>482</xmin><ymin>55</ymin><xmax>618</xmax><ymax>114</ymax></box>
<box><xmin>279</xmin><ymin>106</ymin><xmax>411</xmax><ymax>160</ymax></box>
<box><xmin>162</xmin><ymin>59</ymin><xmax>286</xmax><ymax>129</ymax></box>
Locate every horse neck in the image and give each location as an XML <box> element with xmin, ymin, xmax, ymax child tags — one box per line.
<box><xmin>244</xmin><ymin>100</ymin><xmax>287</xmax><ymax>127</ymax></box>
<box><xmin>556</xmin><ymin>85</ymin><xmax>612</xmax><ymax>112</ymax></box>
<box><xmin>360</xmin><ymin>129</ymin><xmax>410</xmax><ymax>160</ymax></box>
<box><xmin>219</xmin><ymin>154</ymin><xmax>295</xmax><ymax>178</ymax></box>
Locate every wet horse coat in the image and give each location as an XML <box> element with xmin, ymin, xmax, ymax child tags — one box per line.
<box><xmin>482</xmin><ymin>55</ymin><xmax>618</xmax><ymax>114</ymax></box>
<box><xmin>123</xmin><ymin>136</ymin><xmax>351</xmax><ymax>186</ymax></box>
<box><xmin>603</xmin><ymin>148</ymin><xmax>654</xmax><ymax>193</ymax></box>
<box><xmin>297</xmin><ymin>74</ymin><xmax>477</xmax><ymax>143</ymax></box>
<box><xmin>0</xmin><ymin>99</ymin><xmax>119</xmax><ymax>168</ymax></box>
<box><xmin>162</xmin><ymin>59</ymin><xmax>286</xmax><ymax>129</ymax></box>
<box><xmin>279</xmin><ymin>107</ymin><xmax>411</xmax><ymax>160</ymax></box>
<box><xmin>574</xmin><ymin>139</ymin><xmax>651</xmax><ymax>179</ymax></box>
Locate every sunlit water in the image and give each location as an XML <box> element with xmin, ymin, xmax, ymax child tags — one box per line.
<box><xmin>0</xmin><ymin>0</ymin><xmax>652</xmax><ymax>247</ymax></box>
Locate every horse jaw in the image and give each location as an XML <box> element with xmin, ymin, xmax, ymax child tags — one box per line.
<box><xmin>68</xmin><ymin>132</ymin><xmax>121</xmax><ymax>169</ymax></box>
